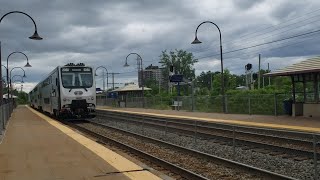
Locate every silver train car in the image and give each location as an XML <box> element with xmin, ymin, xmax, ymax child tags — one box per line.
<box><xmin>29</xmin><ymin>63</ymin><xmax>96</xmax><ymax>118</ymax></box>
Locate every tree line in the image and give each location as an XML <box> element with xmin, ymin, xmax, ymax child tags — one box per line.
<box><xmin>144</xmin><ymin>49</ymin><xmax>298</xmax><ymax>97</ymax></box>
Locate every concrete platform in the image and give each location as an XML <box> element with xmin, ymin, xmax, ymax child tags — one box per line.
<box><xmin>97</xmin><ymin>106</ymin><xmax>320</xmax><ymax>133</ymax></box>
<box><xmin>0</xmin><ymin>106</ymin><xmax>161</xmax><ymax>180</ymax></box>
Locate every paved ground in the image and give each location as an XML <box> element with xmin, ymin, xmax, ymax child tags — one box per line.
<box><xmin>97</xmin><ymin>106</ymin><xmax>320</xmax><ymax>132</ymax></box>
<box><xmin>0</xmin><ymin>106</ymin><xmax>160</xmax><ymax>180</ymax></box>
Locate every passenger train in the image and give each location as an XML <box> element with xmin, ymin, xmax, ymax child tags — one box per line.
<box><xmin>29</xmin><ymin>63</ymin><xmax>96</xmax><ymax>118</ymax></box>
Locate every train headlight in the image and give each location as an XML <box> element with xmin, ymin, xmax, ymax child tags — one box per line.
<box><xmin>91</xmin><ymin>97</ymin><xmax>94</xmax><ymax>100</ymax></box>
<box><xmin>63</xmin><ymin>98</ymin><xmax>67</xmax><ymax>102</ymax></box>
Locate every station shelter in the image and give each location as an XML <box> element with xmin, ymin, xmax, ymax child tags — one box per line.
<box><xmin>265</xmin><ymin>57</ymin><xmax>320</xmax><ymax>117</ymax></box>
<box><xmin>110</xmin><ymin>84</ymin><xmax>151</xmax><ymax>107</ymax></box>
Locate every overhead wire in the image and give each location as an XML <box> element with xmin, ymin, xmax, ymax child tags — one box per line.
<box><xmin>194</xmin><ymin>28</ymin><xmax>320</xmax><ymax>60</ymax></box>
<box><xmin>187</xmin><ymin>8</ymin><xmax>320</xmax><ymax>55</ymax></box>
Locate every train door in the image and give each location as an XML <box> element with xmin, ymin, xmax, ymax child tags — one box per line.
<box><xmin>50</xmin><ymin>70</ymin><xmax>59</xmax><ymax>114</ymax></box>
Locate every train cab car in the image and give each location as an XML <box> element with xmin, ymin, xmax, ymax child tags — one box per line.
<box><xmin>29</xmin><ymin>63</ymin><xmax>96</xmax><ymax>118</ymax></box>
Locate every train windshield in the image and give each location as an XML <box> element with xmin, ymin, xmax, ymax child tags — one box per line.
<box><xmin>61</xmin><ymin>67</ymin><xmax>93</xmax><ymax>88</ymax></box>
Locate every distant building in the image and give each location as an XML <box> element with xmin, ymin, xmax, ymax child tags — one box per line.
<box><xmin>138</xmin><ymin>64</ymin><xmax>166</xmax><ymax>88</ymax></box>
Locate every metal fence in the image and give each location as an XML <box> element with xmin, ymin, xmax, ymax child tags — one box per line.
<box><xmin>97</xmin><ymin>93</ymin><xmax>292</xmax><ymax>116</ymax></box>
<box><xmin>0</xmin><ymin>103</ymin><xmax>14</xmax><ymax>135</ymax></box>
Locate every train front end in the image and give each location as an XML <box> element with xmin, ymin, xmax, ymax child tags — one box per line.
<box><xmin>59</xmin><ymin>63</ymin><xmax>96</xmax><ymax>118</ymax></box>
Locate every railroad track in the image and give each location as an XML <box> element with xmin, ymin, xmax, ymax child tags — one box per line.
<box><xmin>65</xmin><ymin>119</ymin><xmax>294</xmax><ymax>180</ymax></box>
<box><xmin>95</xmin><ymin>110</ymin><xmax>320</xmax><ymax>161</ymax></box>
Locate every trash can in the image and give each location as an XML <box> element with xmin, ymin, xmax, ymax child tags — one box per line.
<box><xmin>283</xmin><ymin>99</ymin><xmax>293</xmax><ymax>115</ymax></box>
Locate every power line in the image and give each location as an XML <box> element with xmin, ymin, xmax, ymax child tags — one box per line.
<box><xmin>195</xmin><ymin>28</ymin><xmax>320</xmax><ymax>60</ymax></box>
<box><xmin>231</xmin><ymin>16</ymin><xmax>320</xmax><ymax>48</ymax></box>
<box><xmin>223</xmin><ymin>32</ymin><xmax>320</xmax><ymax>60</ymax></box>
<box><xmin>187</xmin><ymin>8</ymin><xmax>320</xmax><ymax>54</ymax></box>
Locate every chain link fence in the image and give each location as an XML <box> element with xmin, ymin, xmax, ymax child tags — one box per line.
<box><xmin>0</xmin><ymin>102</ymin><xmax>14</xmax><ymax>136</ymax></box>
<box><xmin>97</xmin><ymin>93</ymin><xmax>292</xmax><ymax>116</ymax></box>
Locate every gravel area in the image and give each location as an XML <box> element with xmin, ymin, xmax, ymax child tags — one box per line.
<box><xmin>91</xmin><ymin>116</ymin><xmax>319</xmax><ymax>180</ymax></box>
<box><xmin>78</xmin><ymin>122</ymin><xmax>264</xmax><ymax>180</ymax></box>
<box><xmin>96</xmin><ymin>111</ymin><xmax>317</xmax><ymax>146</ymax></box>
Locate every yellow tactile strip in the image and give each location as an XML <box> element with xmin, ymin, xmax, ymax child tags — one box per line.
<box><xmin>26</xmin><ymin>106</ymin><xmax>161</xmax><ymax>180</ymax></box>
<box><xmin>97</xmin><ymin>108</ymin><xmax>320</xmax><ymax>133</ymax></box>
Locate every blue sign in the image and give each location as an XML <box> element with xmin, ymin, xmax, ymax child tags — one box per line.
<box><xmin>170</xmin><ymin>74</ymin><xmax>183</xmax><ymax>82</ymax></box>
<box><xmin>107</xmin><ymin>92</ymin><xmax>118</xmax><ymax>98</ymax></box>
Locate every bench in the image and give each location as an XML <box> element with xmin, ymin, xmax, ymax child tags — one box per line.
<box><xmin>171</xmin><ymin>101</ymin><xmax>182</xmax><ymax>110</ymax></box>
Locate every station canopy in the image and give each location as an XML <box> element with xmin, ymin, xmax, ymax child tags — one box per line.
<box><xmin>265</xmin><ymin>56</ymin><xmax>320</xmax><ymax>76</ymax></box>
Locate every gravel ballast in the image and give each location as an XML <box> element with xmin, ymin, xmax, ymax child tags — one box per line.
<box><xmin>91</xmin><ymin>116</ymin><xmax>318</xmax><ymax>180</ymax></box>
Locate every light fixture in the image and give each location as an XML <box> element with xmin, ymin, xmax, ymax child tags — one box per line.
<box><xmin>29</xmin><ymin>31</ymin><xmax>43</xmax><ymax>40</ymax></box>
<box><xmin>191</xmin><ymin>36</ymin><xmax>202</xmax><ymax>44</ymax></box>
<box><xmin>24</xmin><ymin>62</ymin><xmax>32</xmax><ymax>67</ymax></box>
<box><xmin>123</xmin><ymin>62</ymin><xmax>129</xmax><ymax>67</ymax></box>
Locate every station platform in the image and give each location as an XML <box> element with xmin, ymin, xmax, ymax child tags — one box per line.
<box><xmin>0</xmin><ymin>106</ymin><xmax>161</xmax><ymax>180</ymax></box>
<box><xmin>97</xmin><ymin>106</ymin><xmax>320</xmax><ymax>133</ymax></box>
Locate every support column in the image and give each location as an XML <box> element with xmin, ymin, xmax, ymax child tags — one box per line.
<box><xmin>291</xmin><ymin>76</ymin><xmax>296</xmax><ymax>103</ymax></box>
<box><xmin>314</xmin><ymin>73</ymin><xmax>319</xmax><ymax>103</ymax></box>
<box><xmin>303</xmin><ymin>74</ymin><xmax>306</xmax><ymax>102</ymax></box>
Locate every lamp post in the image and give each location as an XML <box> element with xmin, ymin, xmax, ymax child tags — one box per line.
<box><xmin>11</xmin><ymin>75</ymin><xmax>24</xmax><ymax>83</ymax></box>
<box><xmin>0</xmin><ymin>11</ymin><xmax>42</xmax><ymax>104</ymax></box>
<box><xmin>2</xmin><ymin>75</ymin><xmax>25</xmax><ymax>85</ymax></box>
<box><xmin>191</xmin><ymin>21</ymin><xmax>226</xmax><ymax>113</ymax></box>
<box><xmin>95</xmin><ymin>66</ymin><xmax>108</xmax><ymax>91</ymax></box>
<box><xmin>9</xmin><ymin>67</ymin><xmax>26</xmax><ymax>99</ymax></box>
<box><xmin>124</xmin><ymin>53</ymin><xmax>144</xmax><ymax>108</ymax></box>
<box><xmin>11</xmin><ymin>80</ymin><xmax>24</xmax><ymax>93</ymax></box>
<box><xmin>7</xmin><ymin>52</ymin><xmax>29</xmax><ymax>100</ymax></box>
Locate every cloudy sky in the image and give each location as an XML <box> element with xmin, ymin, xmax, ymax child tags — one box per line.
<box><xmin>1</xmin><ymin>0</ymin><xmax>320</xmax><ymax>92</ymax></box>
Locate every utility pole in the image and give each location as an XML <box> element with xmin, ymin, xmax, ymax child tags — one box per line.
<box><xmin>268</xmin><ymin>63</ymin><xmax>271</xmax><ymax>86</ymax></box>
<box><xmin>102</xmin><ymin>72</ymin><xmax>105</xmax><ymax>91</ymax></box>
<box><xmin>158</xmin><ymin>77</ymin><xmax>161</xmax><ymax>94</ymax></box>
<box><xmin>210</xmin><ymin>72</ymin><xmax>213</xmax><ymax>91</ymax></box>
<box><xmin>106</xmin><ymin>73</ymin><xmax>108</xmax><ymax>90</ymax></box>
<box><xmin>258</xmin><ymin>54</ymin><xmax>261</xmax><ymax>89</ymax></box>
<box><xmin>108</xmin><ymin>72</ymin><xmax>120</xmax><ymax>90</ymax></box>
<box><xmin>112</xmin><ymin>73</ymin><xmax>114</xmax><ymax>90</ymax></box>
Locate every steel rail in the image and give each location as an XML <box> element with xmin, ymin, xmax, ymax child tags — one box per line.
<box><xmin>95</xmin><ymin>111</ymin><xmax>320</xmax><ymax>158</ymax></box>
<box><xmin>65</xmin><ymin>120</ymin><xmax>209</xmax><ymax>180</ymax></box>
<box><xmin>74</xmin><ymin>119</ymin><xmax>295</xmax><ymax>180</ymax></box>
<box><xmin>95</xmin><ymin>110</ymin><xmax>318</xmax><ymax>143</ymax></box>
<box><xmin>96</xmin><ymin>109</ymin><xmax>320</xmax><ymax>138</ymax></box>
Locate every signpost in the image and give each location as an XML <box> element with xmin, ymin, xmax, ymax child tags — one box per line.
<box><xmin>170</xmin><ymin>74</ymin><xmax>184</xmax><ymax>110</ymax></box>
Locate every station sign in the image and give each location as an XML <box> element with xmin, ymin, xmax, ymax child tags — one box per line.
<box><xmin>170</xmin><ymin>74</ymin><xmax>183</xmax><ymax>82</ymax></box>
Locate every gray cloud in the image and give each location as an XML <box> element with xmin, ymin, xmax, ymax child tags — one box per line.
<box><xmin>1</xmin><ymin>0</ymin><xmax>320</xmax><ymax>92</ymax></box>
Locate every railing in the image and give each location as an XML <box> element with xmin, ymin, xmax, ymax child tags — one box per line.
<box><xmin>96</xmin><ymin>93</ymin><xmax>293</xmax><ymax>116</ymax></box>
<box><xmin>0</xmin><ymin>102</ymin><xmax>14</xmax><ymax>135</ymax></box>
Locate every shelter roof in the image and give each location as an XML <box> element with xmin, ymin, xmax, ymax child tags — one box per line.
<box><xmin>265</xmin><ymin>56</ymin><xmax>320</xmax><ymax>76</ymax></box>
<box><xmin>111</xmin><ymin>84</ymin><xmax>151</xmax><ymax>92</ymax></box>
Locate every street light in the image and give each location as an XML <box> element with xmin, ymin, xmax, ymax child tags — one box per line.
<box><xmin>191</xmin><ymin>21</ymin><xmax>226</xmax><ymax>113</ymax></box>
<box><xmin>124</xmin><ymin>53</ymin><xmax>144</xmax><ymax>108</ymax></box>
<box><xmin>2</xmin><ymin>75</ymin><xmax>24</xmax><ymax>88</ymax></box>
<box><xmin>6</xmin><ymin>52</ymin><xmax>29</xmax><ymax>100</ymax></box>
<box><xmin>11</xmin><ymin>75</ymin><xmax>24</xmax><ymax>83</ymax></box>
<box><xmin>11</xmin><ymin>80</ymin><xmax>24</xmax><ymax>93</ymax></box>
<box><xmin>9</xmin><ymin>67</ymin><xmax>26</xmax><ymax>99</ymax></box>
<box><xmin>95</xmin><ymin>66</ymin><xmax>109</xmax><ymax>91</ymax></box>
<box><xmin>0</xmin><ymin>11</ymin><xmax>42</xmax><ymax>104</ymax></box>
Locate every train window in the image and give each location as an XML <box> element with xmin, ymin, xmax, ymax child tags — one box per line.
<box><xmin>61</xmin><ymin>67</ymin><xmax>93</xmax><ymax>88</ymax></box>
<box><xmin>56</xmin><ymin>78</ymin><xmax>58</xmax><ymax>86</ymax></box>
<box><xmin>51</xmin><ymin>89</ymin><xmax>56</xmax><ymax>97</ymax></box>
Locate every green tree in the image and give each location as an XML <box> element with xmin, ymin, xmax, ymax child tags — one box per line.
<box><xmin>196</xmin><ymin>71</ymin><xmax>214</xmax><ymax>90</ymax></box>
<box><xmin>144</xmin><ymin>79</ymin><xmax>164</xmax><ymax>96</ymax></box>
<box><xmin>159</xmin><ymin>49</ymin><xmax>198</xmax><ymax>81</ymax></box>
<box><xmin>211</xmin><ymin>69</ymin><xmax>237</xmax><ymax>95</ymax></box>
